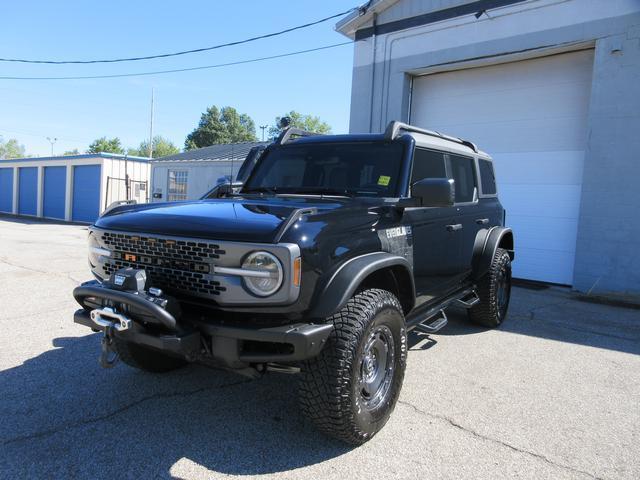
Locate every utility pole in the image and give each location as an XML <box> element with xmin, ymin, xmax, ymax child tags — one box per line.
<box><xmin>124</xmin><ymin>153</ymin><xmax>130</xmax><ymax>201</ymax></box>
<box><xmin>46</xmin><ymin>137</ymin><xmax>57</xmax><ymax>156</ymax></box>
<box><xmin>148</xmin><ymin>88</ymin><xmax>154</xmax><ymax>159</ymax></box>
<box><xmin>259</xmin><ymin>125</ymin><xmax>268</xmax><ymax>141</ymax></box>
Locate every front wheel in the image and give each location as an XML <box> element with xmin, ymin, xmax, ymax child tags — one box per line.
<box><xmin>468</xmin><ymin>247</ymin><xmax>512</xmax><ymax>327</ymax></box>
<box><xmin>299</xmin><ymin>289</ymin><xmax>407</xmax><ymax>445</ymax></box>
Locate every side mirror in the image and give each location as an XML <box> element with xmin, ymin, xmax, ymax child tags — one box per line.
<box><xmin>215</xmin><ymin>182</ymin><xmax>243</xmax><ymax>198</ymax></box>
<box><xmin>411</xmin><ymin>178</ymin><xmax>455</xmax><ymax>207</ymax></box>
<box><xmin>201</xmin><ymin>181</ymin><xmax>243</xmax><ymax>199</ymax></box>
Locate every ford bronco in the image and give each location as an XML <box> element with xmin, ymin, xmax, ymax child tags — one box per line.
<box><xmin>73</xmin><ymin>121</ymin><xmax>514</xmax><ymax>444</ymax></box>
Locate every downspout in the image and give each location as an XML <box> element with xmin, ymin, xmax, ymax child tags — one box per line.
<box><xmin>368</xmin><ymin>12</ymin><xmax>378</xmax><ymax>133</ymax></box>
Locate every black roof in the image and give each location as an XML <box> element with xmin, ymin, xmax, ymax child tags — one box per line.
<box><xmin>152</xmin><ymin>142</ymin><xmax>268</xmax><ymax>163</ymax></box>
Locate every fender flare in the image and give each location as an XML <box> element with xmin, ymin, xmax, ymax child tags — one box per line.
<box><xmin>308</xmin><ymin>252</ymin><xmax>415</xmax><ymax>319</ymax></box>
<box><xmin>471</xmin><ymin>227</ymin><xmax>514</xmax><ymax>280</ymax></box>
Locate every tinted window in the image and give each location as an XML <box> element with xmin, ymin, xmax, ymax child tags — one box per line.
<box><xmin>478</xmin><ymin>159</ymin><xmax>497</xmax><ymax>195</ymax></box>
<box><xmin>411</xmin><ymin>148</ymin><xmax>447</xmax><ymax>184</ymax></box>
<box><xmin>448</xmin><ymin>154</ymin><xmax>477</xmax><ymax>203</ymax></box>
<box><xmin>243</xmin><ymin>142</ymin><xmax>405</xmax><ymax>197</ymax></box>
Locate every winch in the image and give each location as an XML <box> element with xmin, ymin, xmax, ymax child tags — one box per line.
<box><xmin>85</xmin><ymin>268</ymin><xmax>181</xmax><ymax>368</ymax></box>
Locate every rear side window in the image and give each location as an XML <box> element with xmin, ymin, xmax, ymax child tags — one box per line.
<box><xmin>411</xmin><ymin>148</ymin><xmax>447</xmax><ymax>184</ymax></box>
<box><xmin>478</xmin><ymin>159</ymin><xmax>497</xmax><ymax>195</ymax></box>
<box><xmin>448</xmin><ymin>154</ymin><xmax>477</xmax><ymax>203</ymax></box>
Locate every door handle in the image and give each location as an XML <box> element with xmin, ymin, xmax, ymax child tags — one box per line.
<box><xmin>446</xmin><ymin>223</ymin><xmax>463</xmax><ymax>232</ymax></box>
<box><xmin>476</xmin><ymin>218</ymin><xmax>489</xmax><ymax>225</ymax></box>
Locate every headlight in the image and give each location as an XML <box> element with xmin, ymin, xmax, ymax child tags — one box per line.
<box><xmin>88</xmin><ymin>231</ymin><xmax>110</xmax><ymax>267</ymax></box>
<box><xmin>241</xmin><ymin>251</ymin><xmax>283</xmax><ymax>296</ymax></box>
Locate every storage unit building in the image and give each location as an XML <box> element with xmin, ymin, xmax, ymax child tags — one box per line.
<box><xmin>0</xmin><ymin>153</ymin><xmax>150</xmax><ymax>223</ymax></box>
<box><xmin>151</xmin><ymin>142</ymin><xmax>267</xmax><ymax>202</ymax></box>
<box><xmin>336</xmin><ymin>0</ymin><xmax>640</xmax><ymax>295</ymax></box>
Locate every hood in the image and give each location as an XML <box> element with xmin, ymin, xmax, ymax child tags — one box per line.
<box><xmin>94</xmin><ymin>198</ymin><xmax>344</xmax><ymax>243</ymax></box>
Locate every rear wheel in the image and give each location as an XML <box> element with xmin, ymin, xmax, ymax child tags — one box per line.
<box><xmin>299</xmin><ymin>289</ymin><xmax>407</xmax><ymax>445</ymax></box>
<box><xmin>113</xmin><ymin>336</ymin><xmax>187</xmax><ymax>373</ymax></box>
<box><xmin>468</xmin><ymin>247</ymin><xmax>512</xmax><ymax>327</ymax></box>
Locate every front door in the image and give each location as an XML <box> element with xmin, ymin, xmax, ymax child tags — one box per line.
<box><xmin>404</xmin><ymin>148</ymin><xmax>464</xmax><ymax>307</ymax></box>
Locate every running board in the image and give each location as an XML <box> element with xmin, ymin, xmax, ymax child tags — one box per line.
<box><xmin>456</xmin><ymin>291</ymin><xmax>480</xmax><ymax>308</ymax></box>
<box><xmin>406</xmin><ymin>286</ymin><xmax>476</xmax><ymax>334</ymax></box>
<box><xmin>413</xmin><ymin>310</ymin><xmax>448</xmax><ymax>334</ymax></box>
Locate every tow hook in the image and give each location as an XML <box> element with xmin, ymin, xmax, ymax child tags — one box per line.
<box><xmin>90</xmin><ymin>307</ymin><xmax>132</xmax><ymax>369</ymax></box>
<box><xmin>100</xmin><ymin>326</ymin><xmax>119</xmax><ymax>368</ymax></box>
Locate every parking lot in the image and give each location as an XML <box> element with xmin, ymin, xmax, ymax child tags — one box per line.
<box><xmin>0</xmin><ymin>216</ymin><xmax>638</xmax><ymax>479</ymax></box>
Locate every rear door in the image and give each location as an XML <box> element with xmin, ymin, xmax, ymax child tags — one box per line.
<box><xmin>447</xmin><ymin>153</ymin><xmax>483</xmax><ymax>275</ymax></box>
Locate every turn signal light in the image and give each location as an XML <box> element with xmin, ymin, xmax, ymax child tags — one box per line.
<box><xmin>293</xmin><ymin>257</ymin><xmax>301</xmax><ymax>287</ymax></box>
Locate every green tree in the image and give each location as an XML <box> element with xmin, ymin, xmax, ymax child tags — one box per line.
<box><xmin>0</xmin><ymin>137</ymin><xmax>26</xmax><ymax>159</ymax></box>
<box><xmin>87</xmin><ymin>137</ymin><xmax>124</xmax><ymax>154</ymax></box>
<box><xmin>128</xmin><ymin>136</ymin><xmax>180</xmax><ymax>158</ymax></box>
<box><xmin>268</xmin><ymin>111</ymin><xmax>332</xmax><ymax>139</ymax></box>
<box><xmin>63</xmin><ymin>149</ymin><xmax>80</xmax><ymax>156</ymax></box>
<box><xmin>185</xmin><ymin>106</ymin><xmax>256</xmax><ymax>150</ymax></box>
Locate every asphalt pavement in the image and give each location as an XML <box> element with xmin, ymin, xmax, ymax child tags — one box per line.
<box><xmin>1</xmin><ymin>216</ymin><xmax>638</xmax><ymax>479</ymax></box>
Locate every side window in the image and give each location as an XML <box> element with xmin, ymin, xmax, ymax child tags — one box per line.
<box><xmin>167</xmin><ymin>170</ymin><xmax>188</xmax><ymax>201</ymax></box>
<box><xmin>411</xmin><ymin>148</ymin><xmax>447</xmax><ymax>184</ymax></box>
<box><xmin>448</xmin><ymin>154</ymin><xmax>477</xmax><ymax>203</ymax></box>
<box><xmin>478</xmin><ymin>159</ymin><xmax>497</xmax><ymax>195</ymax></box>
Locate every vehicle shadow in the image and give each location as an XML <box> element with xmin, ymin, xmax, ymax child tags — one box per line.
<box><xmin>411</xmin><ymin>287</ymin><xmax>640</xmax><ymax>356</ymax></box>
<box><xmin>0</xmin><ymin>335</ymin><xmax>352</xmax><ymax>479</ymax></box>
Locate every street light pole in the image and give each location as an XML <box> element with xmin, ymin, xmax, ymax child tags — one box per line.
<box><xmin>46</xmin><ymin>137</ymin><xmax>57</xmax><ymax>156</ymax></box>
<box><xmin>259</xmin><ymin>125</ymin><xmax>268</xmax><ymax>141</ymax></box>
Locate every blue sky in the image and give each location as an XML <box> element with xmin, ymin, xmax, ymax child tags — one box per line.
<box><xmin>0</xmin><ymin>1</ymin><xmax>356</xmax><ymax>156</ymax></box>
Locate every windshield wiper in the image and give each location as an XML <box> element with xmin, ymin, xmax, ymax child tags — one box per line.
<box><xmin>241</xmin><ymin>186</ymin><xmax>279</xmax><ymax>195</ymax></box>
<box><xmin>280</xmin><ymin>187</ymin><xmax>354</xmax><ymax>197</ymax></box>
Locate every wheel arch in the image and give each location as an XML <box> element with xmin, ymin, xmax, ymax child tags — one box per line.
<box><xmin>308</xmin><ymin>252</ymin><xmax>415</xmax><ymax>319</ymax></box>
<box><xmin>471</xmin><ymin>227</ymin><xmax>514</xmax><ymax>281</ymax></box>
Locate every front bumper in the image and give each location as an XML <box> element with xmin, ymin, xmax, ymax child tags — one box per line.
<box><xmin>73</xmin><ymin>283</ymin><xmax>332</xmax><ymax>366</ymax></box>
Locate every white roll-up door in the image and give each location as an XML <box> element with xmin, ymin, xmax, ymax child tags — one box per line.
<box><xmin>410</xmin><ymin>49</ymin><xmax>594</xmax><ymax>284</ymax></box>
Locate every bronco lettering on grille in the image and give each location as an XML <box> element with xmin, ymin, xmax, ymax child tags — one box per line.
<box><xmin>112</xmin><ymin>251</ymin><xmax>210</xmax><ymax>274</ymax></box>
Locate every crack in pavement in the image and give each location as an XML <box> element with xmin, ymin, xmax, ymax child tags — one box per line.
<box><xmin>398</xmin><ymin>399</ymin><xmax>605</xmax><ymax>480</ymax></box>
<box><xmin>2</xmin><ymin>378</ymin><xmax>250</xmax><ymax>446</ymax></box>
<box><xmin>0</xmin><ymin>257</ymin><xmax>52</xmax><ymax>275</ymax></box>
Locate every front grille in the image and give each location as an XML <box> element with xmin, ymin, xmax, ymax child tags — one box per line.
<box><xmin>99</xmin><ymin>231</ymin><xmax>227</xmax><ymax>299</ymax></box>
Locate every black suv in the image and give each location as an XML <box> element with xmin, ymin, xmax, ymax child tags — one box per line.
<box><xmin>73</xmin><ymin>121</ymin><xmax>514</xmax><ymax>444</ymax></box>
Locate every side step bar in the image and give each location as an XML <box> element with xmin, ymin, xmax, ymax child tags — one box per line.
<box><xmin>456</xmin><ymin>291</ymin><xmax>480</xmax><ymax>308</ymax></box>
<box><xmin>414</xmin><ymin>310</ymin><xmax>448</xmax><ymax>334</ymax></box>
<box><xmin>406</xmin><ymin>286</ymin><xmax>477</xmax><ymax>334</ymax></box>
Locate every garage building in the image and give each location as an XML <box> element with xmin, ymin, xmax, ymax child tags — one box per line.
<box><xmin>0</xmin><ymin>153</ymin><xmax>150</xmax><ymax>223</ymax></box>
<box><xmin>337</xmin><ymin>0</ymin><xmax>640</xmax><ymax>295</ymax></box>
<box><xmin>151</xmin><ymin>142</ymin><xmax>266</xmax><ymax>202</ymax></box>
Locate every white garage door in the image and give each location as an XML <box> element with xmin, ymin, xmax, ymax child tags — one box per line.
<box><xmin>410</xmin><ymin>49</ymin><xmax>594</xmax><ymax>284</ymax></box>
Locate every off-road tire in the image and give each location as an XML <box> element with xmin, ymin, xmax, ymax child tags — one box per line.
<box><xmin>299</xmin><ymin>289</ymin><xmax>407</xmax><ymax>445</ymax></box>
<box><xmin>468</xmin><ymin>247</ymin><xmax>512</xmax><ymax>327</ymax></box>
<box><xmin>113</xmin><ymin>336</ymin><xmax>187</xmax><ymax>373</ymax></box>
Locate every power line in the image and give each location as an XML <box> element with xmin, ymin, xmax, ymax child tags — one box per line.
<box><xmin>0</xmin><ymin>8</ymin><xmax>356</xmax><ymax>65</ymax></box>
<box><xmin>0</xmin><ymin>42</ymin><xmax>352</xmax><ymax>81</ymax></box>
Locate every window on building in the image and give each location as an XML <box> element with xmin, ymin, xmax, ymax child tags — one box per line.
<box><xmin>411</xmin><ymin>148</ymin><xmax>447</xmax><ymax>185</ymax></box>
<box><xmin>448</xmin><ymin>154</ymin><xmax>477</xmax><ymax>203</ymax></box>
<box><xmin>167</xmin><ymin>170</ymin><xmax>188</xmax><ymax>201</ymax></box>
<box><xmin>478</xmin><ymin>159</ymin><xmax>497</xmax><ymax>195</ymax></box>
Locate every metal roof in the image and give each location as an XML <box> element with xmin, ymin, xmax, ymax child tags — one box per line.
<box><xmin>151</xmin><ymin>142</ymin><xmax>268</xmax><ymax>163</ymax></box>
<box><xmin>0</xmin><ymin>152</ymin><xmax>150</xmax><ymax>163</ymax></box>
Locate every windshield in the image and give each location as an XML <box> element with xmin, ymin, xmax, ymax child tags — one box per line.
<box><xmin>242</xmin><ymin>141</ymin><xmax>405</xmax><ymax>197</ymax></box>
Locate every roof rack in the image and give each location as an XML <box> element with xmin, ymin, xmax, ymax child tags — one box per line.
<box><xmin>384</xmin><ymin>121</ymin><xmax>478</xmax><ymax>153</ymax></box>
<box><xmin>275</xmin><ymin>127</ymin><xmax>323</xmax><ymax>145</ymax></box>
